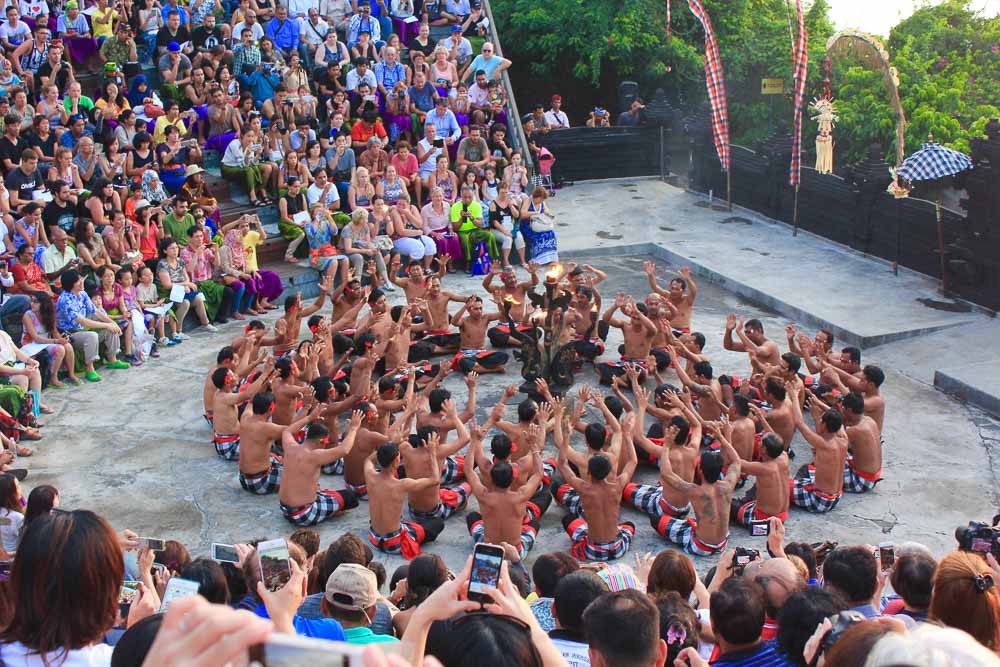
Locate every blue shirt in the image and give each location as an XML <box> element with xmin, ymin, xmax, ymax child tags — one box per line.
<box><xmin>466</xmin><ymin>53</ymin><xmax>504</xmax><ymax>81</ymax></box>
<box><xmin>445</xmin><ymin>0</ymin><xmax>470</xmax><ymax>15</ymax></box>
<box><xmin>710</xmin><ymin>641</ymin><xmax>794</xmax><ymax>667</ymax></box>
<box><xmin>408</xmin><ymin>83</ymin><xmax>436</xmax><ymax>112</ymax></box>
<box><xmin>347</xmin><ymin>14</ymin><xmax>380</xmax><ymax>43</ymax></box>
<box><xmin>374</xmin><ymin>61</ymin><xmax>406</xmax><ymax>91</ymax></box>
<box><xmin>160</xmin><ymin>4</ymin><xmax>190</xmax><ymax>26</ymax></box>
<box><xmin>427</xmin><ymin>108</ymin><xmax>460</xmax><ymax>141</ymax></box>
<box><xmin>57</xmin><ymin>290</ymin><xmax>97</xmax><ymax>332</ymax></box>
<box><xmin>57</xmin><ymin>14</ymin><xmax>90</xmax><ymax>35</ymax></box>
<box><xmin>266</xmin><ymin>16</ymin><xmax>300</xmax><ymax>51</ymax></box>
<box><xmin>254</xmin><ymin>603</ymin><xmax>347</xmax><ymax>641</ymax></box>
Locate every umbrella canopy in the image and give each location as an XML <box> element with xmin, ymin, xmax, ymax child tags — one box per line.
<box><xmin>896</xmin><ymin>142</ymin><xmax>972</xmax><ymax>182</ymax></box>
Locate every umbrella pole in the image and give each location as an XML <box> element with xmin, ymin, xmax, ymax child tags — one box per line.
<box><xmin>894</xmin><ymin>197</ymin><xmax>901</xmax><ymax>276</ymax></box>
<box><xmin>792</xmin><ymin>184</ymin><xmax>800</xmax><ymax>236</ymax></box>
<box><xmin>936</xmin><ymin>193</ymin><xmax>947</xmax><ymax>293</ymax></box>
<box><xmin>727</xmin><ymin>169</ymin><xmax>732</xmax><ymax>211</ymax></box>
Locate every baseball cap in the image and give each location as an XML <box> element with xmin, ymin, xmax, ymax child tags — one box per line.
<box><xmin>451</xmin><ymin>24</ymin><xmax>462</xmax><ymax>32</ymax></box>
<box><xmin>324</xmin><ymin>563</ymin><xmax>378</xmax><ymax>610</ymax></box>
<box><xmin>167</xmin><ymin>41</ymin><xmax>181</xmax><ymax>52</ymax></box>
<box><xmin>551</xmin><ymin>94</ymin><xmax>562</xmax><ymax>102</ymax></box>
<box><xmin>593</xmin><ymin>107</ymin><xmax>606</xmax><ymax>116</ymax></box>
<box><xmin>64</xmin><ymin>0</ymin><xmax>78</xmax><ymax>7</ymax></box>
<box><xmin>69</xmin><ymin>113</ymin><xmax>86</xmax><ymax>124</ymax></box>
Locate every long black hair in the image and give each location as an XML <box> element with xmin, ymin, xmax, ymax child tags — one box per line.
<box><xmin>32</xmin><ymin>291</ymin><xmax>57</xmax><ymax>336</ymax></box>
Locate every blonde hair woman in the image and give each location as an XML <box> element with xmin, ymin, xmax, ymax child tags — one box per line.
<box><xmin>341</xmin><ymin>207</ymin><xmax>391</xmax><ymax>289</ymax></box>
<box><xmin>348</xmin><ymin>166</ymin><xmax>376</xmax><ymax>213</ymax></box>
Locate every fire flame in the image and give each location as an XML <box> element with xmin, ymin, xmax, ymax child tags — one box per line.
<box><xmin>545</xmin><ymin>263</ymin><xmax>564</xmax><ymax>283</ymax></box>
<box><xmin>503</xmin><ymin>296</ymin><xmax>522</xmax><ymax>306</ymax></box>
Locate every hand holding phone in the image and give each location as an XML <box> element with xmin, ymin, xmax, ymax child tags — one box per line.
<box><xmin>257</xmin><ymin>538</ymin><xmax>292</xmax><ymax>592</ymax></box>
<box><xmin>138</xmin><ymin>537</ymin><xmax>166</xmax><ymax>551</ymax></box>
<box><xmin>158</xmin><ymin>576</ymin><xmax>200</xmax><ymax>612</ymax></box>
<box><xmin>467</xmin><ymin>543</ymin><xmax>503</xmax><ymax>604</ymax></box>
<box><xmin>212</xmin><ymin>542</ymin><xmax>240</xmax><ymax>564</ymax></box>
<box><xmin>878</xmin><ymin>542</ymin><xmax>895</xmax><ymax>572</ymax></box>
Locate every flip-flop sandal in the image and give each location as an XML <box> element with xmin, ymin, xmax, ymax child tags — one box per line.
<box><xmin>67</xmin><ymin>377</ymin><xmax>83</xmax><ymax>386</ymax></box>
<box><xmin>48</xmin><ymin>382</ymin><xmax>67</xmax><ymax>390</ymax></box>
<box><xmin>40</xmin><ymin>406</ymin><xmax>55</xmax><ymax>414</ymax></box>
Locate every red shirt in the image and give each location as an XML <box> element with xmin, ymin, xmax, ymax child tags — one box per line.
<box><xmin>391</xmin><ymin>152</ymin><xmax>418</xmax><ymax>181</ymax></box>
<box><xmin>350</xmin><ymin>119</ymin><xmax>387</xmax><ymax>144</ymax></box>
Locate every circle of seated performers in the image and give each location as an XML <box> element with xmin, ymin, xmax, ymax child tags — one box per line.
<box><xmin>202</xmin><ymin>257</ymin><xmax>888</xmax><ymax>566</ymax></box>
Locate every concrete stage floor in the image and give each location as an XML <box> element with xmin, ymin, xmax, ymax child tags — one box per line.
<box><xmin>27</xmin><ymin>180</ymin><xmax>1000</xmax><ymax>575</ymax></box>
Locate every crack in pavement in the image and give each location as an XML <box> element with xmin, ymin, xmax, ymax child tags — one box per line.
<box><xmin>854</xmin><ymin>507</ymin><xmax>899</xmax><ymax>534</ymax></box>
<box><xmin>968</xmin><ymin>404</ymin><xmax>1000</xmax><ymax>508</ymax></box>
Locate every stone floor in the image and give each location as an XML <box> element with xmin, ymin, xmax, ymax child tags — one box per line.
<box><xmin>24</xmin><ymin>178</ymin><xmax>1000</xmax><ymax>578</ymax></box>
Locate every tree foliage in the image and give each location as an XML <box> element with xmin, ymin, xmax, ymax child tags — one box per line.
<box><xmin>831</xmin><ymin>0</ymin><xmax>1000</xmax><ymax>162</ymax></box>
<box><xmin>493</xmin><ymin>0</ymin><xmax>997</xmax><ymax>163</ymax></box>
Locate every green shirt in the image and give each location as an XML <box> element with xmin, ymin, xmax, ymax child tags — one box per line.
<box><xmin>162</xmin><ymin>213</ymin><xmax>195</xmax><ymax>245</ymax></box>
<box><xmin>449</xmin><ymin>199</ymin><xmax>484</xmax><ymax>232</ymax></box>
<box><xmin>63</xmin><ymin>95</ymin><xmax>96</xmax><ymax>114</ymax></box>
<box><xmin>342</xmin><ymin>626</ymin><xmax>399</xmax><ymax>645</ymax></box>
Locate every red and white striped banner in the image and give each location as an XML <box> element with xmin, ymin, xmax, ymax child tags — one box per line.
<box><xmin>789</xmin><ymin>0</ymin><xmax>808</xmax><ymax>186</ymax></box>
<box><xmin>687</xmin><ymin>0</ymin><xmax>730</xmax><ymax>172</ymax></box>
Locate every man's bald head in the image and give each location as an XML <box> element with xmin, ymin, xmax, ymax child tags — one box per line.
<box><xmin>745</xmin><ymin>557</ymin><xmax>805</xmax><ymax>619</ymax></box>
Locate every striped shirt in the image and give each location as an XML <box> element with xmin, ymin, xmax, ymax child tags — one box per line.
<box><xmin>710</xmin><ymin>641</ymin><xmax>794</xmax><ymax>666</ymax></box>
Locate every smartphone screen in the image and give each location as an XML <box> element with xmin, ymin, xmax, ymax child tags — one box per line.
<box><xmin>467</xmin><ymin>543</ymin><xmax>503</xmax><ymax>603</ymax></box>
<box><xmin>158</xmin><ymin>577</ymin><xmax>201</xmax><ymax>612</ymax></box>
<box><xmin>258</xmin><ymin>538</ymin><xmax>292</xmax><ymax>592</ymax></box>
<box><xmin>433</xmin><ymin>139</ymin><xmax>444</xmax><ymax>148</ymax></box>
<box><xmin>139</xmin><ymin>537</ymin><xmax>166</xmax><ymax>551</ymax></box>
<box><xmin>118</xmin><ymin>580</ymin><xmax>141</xmax><ymax>617</ymax></box>
<box><xmin>212</xmin><ymin>543</ymin><xmax>240</xmax><ymax>564</ymax></box>
<box><xmin>249</xmin><ymin>634</ymin><xmax>379</xmax><ymax>666</ymax></box>
<box><xmin>879</xmin><ymin>543</ymin><xmax>895</xmax><ymax>572</ymax></box>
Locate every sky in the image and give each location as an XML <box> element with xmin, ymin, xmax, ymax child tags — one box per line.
<box><xmin>828</xmin><ymin>0</ymin><xmax>1000</xmax><ymax>37</ymax></box>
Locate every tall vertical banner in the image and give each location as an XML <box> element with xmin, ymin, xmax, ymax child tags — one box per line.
<box><xmin>789</xmin><ymin>0</ymin><xmax>808</xmax><ymax>185</ymax></box>
<box><xmin>687</xmin><ymin>0</ymin><xmax>730</xmax><ymax>172</ymax></box>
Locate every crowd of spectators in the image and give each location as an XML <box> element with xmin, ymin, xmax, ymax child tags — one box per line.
<box><xmin>0</xmin><ymin>0</ymin><xmax>545</xmax><ymax>453</ymax></box>
<box><xmin>1</xmin><ymin>504</ymin><xmax>998</xmax><ymax>666</ymax></box>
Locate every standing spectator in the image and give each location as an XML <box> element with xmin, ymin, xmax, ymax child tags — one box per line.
<box><xmin>929</xmin><ymin>551</ymin><xmax>1000</xmax><ymax>652</ymax></box>
<box><xmin>822</xmin><ymin>546</ymin><xmax>883</xmax><ymax>619</ymax></box>
<box><xmin>549</xmin><ymin>570</ymin><xmax>607</xmax><ymax>666</ymax></box>
<box><xmin>583</xmin><ymin>590</ymin><xmax>667</xmax><ymax>667</ymax></box>
<box><xmin>545</xmin><ymin>95</ymin><xmax>570</xmax><ymax>129</ymax></box>
<box><xmin>617</xmin><ymin>98</ymin><xmax>646</xmax><ymax>127</ymax></box>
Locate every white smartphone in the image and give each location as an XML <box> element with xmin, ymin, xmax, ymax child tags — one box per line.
<box><xmin>249</xmin><ymin>634</ymin><xmax>396</xmax><ymax>665</ymax></box>
<box><xmin>158</xmin><ymin>577</ymin><xmax>201</xmax><ymax>612</ymax></box>
<box><xmin>212</xmin><ymin>543</ymin><xmax>240</xmax><ymax>564</ymax></box>
<box><xmin>257</xmin><ymin>538</ymin><xmax>292</xmax><ymax>592</ymax></box>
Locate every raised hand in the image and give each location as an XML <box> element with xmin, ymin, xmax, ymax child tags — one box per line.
<box><xmin>726</xmin><ymin>313</ymin><xmax>737</xmax><ymax>330</ymax></box>
<box><xmin>643</xmin><ymin>260</ymin><xmax>655</xmax><ymax>276</ymax></box>
<box><xmin>504</xmin><ymin>384</ymin><xmax>518</xmax><ymax>399</ymax></box>
<box><xmin>465</xmin><ymin>371</ymin><xmax>479</xmax><ymax>388</ymax></box>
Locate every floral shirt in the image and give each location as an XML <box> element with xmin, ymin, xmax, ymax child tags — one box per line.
<box><xmin>56</xmin><ymin>289</ymin><xmax>97</xmax><ymax>332</ymax></box>
<box><xmin>180</xmin><ymin>244</ymin><xmax>215</xmax><ymax>282</ymax></box>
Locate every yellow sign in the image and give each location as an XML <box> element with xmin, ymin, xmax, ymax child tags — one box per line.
<box><xmin>761</xmin><ymin>78</ymin><xmax>785</xmax><ymax>95</ymax></box>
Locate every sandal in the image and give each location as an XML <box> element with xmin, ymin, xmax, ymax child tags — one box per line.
<box><xmin>48</xmin><ymin>381</ymin><xmax>66</xmax><ymax>389</ymax></box>
<box><xmin>40</xmin><ymin>406</ymin><xmax>55</xmax><ymax>415</ymax></box>
<box><xmin>15</xmin><ymin>445</ymin><xmax>33</xmax><ymax>457</ymax></box>
<box><xmin>67</xmin><ymin>377</ymin><xmax>83</xmax><ymax>386</ymax></box>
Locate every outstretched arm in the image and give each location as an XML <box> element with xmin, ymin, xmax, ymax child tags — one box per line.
<box><xmin>722</xmin><ymin>313</ymin><xmax>747</xmax><ymax>352</ymax></box>
<box><xmin>643</xmin><ymin>261</ymin><xmax>670</xmax><ymax>298</ymax></box>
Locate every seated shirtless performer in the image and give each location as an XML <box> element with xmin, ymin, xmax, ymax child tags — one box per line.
<box><xmin>401</xmin><ymin>401</ymin><xmax>472</xmax><ymax>521</ymax></box>
<box><xmin>556</xmin><ymin>413</ymin><xmax>638</xmax><ymax>561</ymax></box>
<box><xmin>787</xmin><ymin>382</ymin><xmax>849</xmax><ymax>514</ymax></box>
<box><xmin>365</xmin><ymin>442</ymin><xmax>446</xmax><ymax>560</ymax></box>
<box><xmin>469</xmin><ymin>422</ymin><xmax>552</xmax><ymax>525</ymax></box>
<box><xmin>388</xmin><ymin>258</ymin><xmax>435</xmax><ymax>303</ymax></box>
<box><xmin>483</xmin><ymin>263</ymin><xmax>539</xmax><ymax>347</ymax></box>
<box><xmin>624</xmin><ymin>386</ymin><xmax>700</xmax><ymax>523</ymax></box>
<box><xmin>724</xmin><ymin>315</ymin><xmax>781</xmax><ymax>372</ymax></box>
<box><xmin>414</xmin><ymin>275</ymin><xmax>466</xmax><ymax>352</ymax></box>
<box><xmin>203</xmin><ymin>347</ymin><xmax>236</xmax><ymax>426</ymax></box>
<box><xmin>644</xmin><ymin>262</ymin><xmax>697</xmax><ymax>334</ymax></box>
<box><xmin>832</xmin><ymin>391</ymin><xmax>882</xmax><ymax>493</ymax></box>
<box><xmin>657</xmin><ymin>430</ymin><xmax>741</xmax><ymax>557</ymax></box>
<box><xmin>210</xmin><ymin>359</ymin><xmax>275</xmax><ymax>461</ymax></box>
<box><xmin>597</xmin><ymin>293</ymin><xmax>657</xmax><ymax>385</ymax></box>
<box><xmin>729</xmin><ymin>429</ymin><xmax>790</xmax><ymax>528</ymax></box>
<box><xmin>237</xmin><ymin>393</ymin><xmax>315</xmax><ymax>495</ymax></box>
<box><xmin>466</xmin><ymin>432</ymin><xmax>545</xmax><ymax>560</ymax></box>
<box><xmin>272</xmin><ymin>281</ymin><xmax>333</xmax><ymax>357</ymax></box>
<box><xmin>449</xmin><ymin>295</ymin><xmax>508</xmax><ymax>374</ymax></box>
<box><xmin>278</xmin><ymin>413</ymin><xmax>363</xmax><ymax>526</ymax></box>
